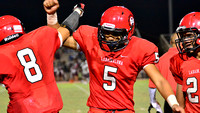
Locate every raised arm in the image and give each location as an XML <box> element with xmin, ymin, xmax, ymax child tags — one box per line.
<box><xmin>43</xmin><ymin>0</ymin><xmax>60</xmax><ymax>29</ymax></box>
<box><xmin>43</xmin><ymin>0</ymin><xmax>84</xmax><ymax>44</ymax></box>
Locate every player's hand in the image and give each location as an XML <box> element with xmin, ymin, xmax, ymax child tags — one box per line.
<box><xmin>73</xmin><ymin>3</ymin><xmax>85</xmax><ymax>17</ymax></box>
<box><xmin>148</xmin><ymin>101</ymin><xmax>163</xmax><ymax>113</ymax></box>
<box><xmin>172</xmin><ymin>104</ymin><xmax>185</xmax><ymax>113</ymax></box>
<box><xmin>43</xmin><ymin>0</ymin><xmax>59</xmax><ymax>14</ymax></box>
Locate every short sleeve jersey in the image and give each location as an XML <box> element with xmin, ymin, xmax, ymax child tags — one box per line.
<box><xmin>149</xmin><ymin>47</ymin><xmax>178</xmax><ymax>94</ymax></box>
<box><xmin>73</xmin><ymin>25</ymin><xmax>159</xmax><ymax>111</ymax></box>
<box><xmin>170</xmin><ymin>53</ymin><xmax>200</xmax><ymax>112</ymax></box>
<box><xmin>0</xmin><ymin>26</ymin><xmax>63</xmax><ymax>113</ymax></box>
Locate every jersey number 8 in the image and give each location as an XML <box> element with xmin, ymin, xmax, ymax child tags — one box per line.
<box><xmin>17</xmin><ymin>48</ymin><xmax>43</xmax><ymax>83</ymax></box>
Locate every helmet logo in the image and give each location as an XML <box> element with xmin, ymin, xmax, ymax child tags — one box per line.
<box><xmin>102</xmin><ymin>23</ymin><xmax>115</xmax><ymax>29</ymax></box>
<box><xmin>13</xmin><ymin>25</ymin><xmax>23</xmax><ymax>33</ymax></box>
<box><xmin>4</xmin><ymin>34</ymin><xmax>20</xmax><ymax>42</ymax></box>
<box><xmin>129</xmin><ymin>16</ymin><xmax>134</xmax><ymax>26</ymax></box>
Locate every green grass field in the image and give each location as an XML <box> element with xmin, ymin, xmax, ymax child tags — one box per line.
<box><xmin>0</xmin><ymin>79</ymin><xmax>164</xmax><ymax>113</ymax></box>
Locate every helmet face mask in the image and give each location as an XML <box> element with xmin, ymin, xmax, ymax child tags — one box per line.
<box><xmin>176</xmin><ymin>27</ymin><xmax>200</xmax><ymax>53</ymax></box>
<box><xmin>98</xmin><ymin>6</ymin><xmax>135</xmax><ymax>52</ymax></box>
<box><xmin>98</xmin><ymin>24</ymin><xmax>129</xmax><ymax>52</ymax></box>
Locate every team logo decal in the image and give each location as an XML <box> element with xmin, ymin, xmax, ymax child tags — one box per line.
<box><xmin>13</xmin><ymin>25</ymin><xmax>23</xmax><ymax>33</ymax></box>
<box><xmin>102</xmin><ymin>23</ymin><xmax>115</xmax><ymax>29</ymax></box>
<box><xmin>129</xmin><ymin>16</ymin><xmax>134</xmax><ymax>26</ymax></box>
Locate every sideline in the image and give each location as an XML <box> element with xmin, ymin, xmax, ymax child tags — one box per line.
<box><xmin>73</xmin><ymin>84</ymin><xmax>90</xmax><ymax>96</ymax></box>
<box><xmin>57</xmin><ymin>81</ymin><xmax>90</xmax><ymax>96</ymax></box>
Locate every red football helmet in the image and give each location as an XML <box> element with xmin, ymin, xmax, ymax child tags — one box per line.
<box><xmin>176</xmin><ymin>12</ymin><xmax>200</xmax><ymax>53</ymax></box>
<box><xmin>0</xmin><ymin>15</ymin><xmax>25</xmax><ymax>45</ymax></box>
<box><xmin>98</xmin><ymin>6</ymin><xmax>135</xmax><ymax>52</ymax></box>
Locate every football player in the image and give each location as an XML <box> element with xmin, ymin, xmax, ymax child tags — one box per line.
<box><xmin>170</xmin><ymin>12</ymin><xmax>200</xmax><ymax>112</ymax></box>
<box><xmin>148</xmin><ymin>33</ymin><xmax>179</xmax><ymax>113</ymax></box>
<box><xmin>0</xmin><ymin>0</ymin><xmax>83</xmax><ymax>112</ymax></box>
<box><xmin>62</xmin><ymin>6</ymin><xmax>184</xmax><ymax>113</ymax></box>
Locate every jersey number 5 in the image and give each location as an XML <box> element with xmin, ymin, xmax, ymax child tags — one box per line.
<box><xmin>103</xmin><ymin>66</ymin><xmax>117</xmax><ymax>91</ymax></box>
<box><xmin>17</xmin><ymin>48</ymin><xmax>43</xmax><ymax>83</ymax></box>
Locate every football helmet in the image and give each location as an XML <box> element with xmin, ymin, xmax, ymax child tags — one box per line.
<box><xmin>0</xmin><ymin>15</ymin><xmax>25</xmax><ymax>45</ymax></box>
<box><xmin>175</xmin><ymin>12</ymin><xmax>200</xmax><ymax>53</ymax></box>
<box><xmin>98</xmin><ymin>6</ymin><xmax>135</xmax><ymax>52</ymax></box>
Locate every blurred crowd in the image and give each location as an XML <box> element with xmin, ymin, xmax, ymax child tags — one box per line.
<box><xmin>53</xmin><ymin>47</ymin><xmax>89</xmax><ymax>83</ymax></box>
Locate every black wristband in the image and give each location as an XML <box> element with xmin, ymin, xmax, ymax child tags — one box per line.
<box><xmin>61</xmin><ymin>11</ymin><xmax>80</xmax><ymax>35</ymax></box>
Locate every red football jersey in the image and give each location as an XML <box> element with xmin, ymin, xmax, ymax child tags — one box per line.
<box><xmin>149</xmin><ymin>47</ymin><xmax>178</xmax><ymax>94</ymax></box>
<box><xmin>170</xmin><ymin>54</ymin><xmax>200</xmax><ymax>112</ymax></box>
<box><xmin>0</xmin><ymin>26</ymin><xmax>63</xmax><ymax>113</ymax></box>
<box><xmin>73</xmin><ymin>25</ymin><xmax>159</xmax><ymax>111</ymax></box>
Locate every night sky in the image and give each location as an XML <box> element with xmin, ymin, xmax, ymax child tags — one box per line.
<box><xmin>1</xmin><ymin>0</ymin><xmax>199</xmax><ymax>45</ymax></box>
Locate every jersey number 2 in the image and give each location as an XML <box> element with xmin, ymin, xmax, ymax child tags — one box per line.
<box><xmin>17</xmin><ymin>48</ymin><xmax>43</xmax><ymax>83</ymax></box>
<box><xmin>187</xmin><ymin>77</ymin><xmax>199</xmax><ymax>103</ymax></box>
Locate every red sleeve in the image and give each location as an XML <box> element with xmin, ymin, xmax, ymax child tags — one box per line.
<box><xmin>73</xmin><ymin>25</ymin><xmax>94</xmax><ymax>52</ymax></box>
<box><xmin>73</xmin><ymin>26</ymin><xmax>84</xmax><ymax>51</ymax></box>
<box><xmin>140</xmin><ymin>39</ymin><xmax>159</xmax><ymax>68</ymax></box>
<box><xmin>73</xmin><ymin>25</ymin><xmax>98</xmax><ymax>54</ymax></box>
<box><xmin>36</xmin><ymin>26</ymin><xmax>61</xmax><ymax>51</ymax></box>
<box><xmin>170</xmin><ymin>54</ymin><xmax>183</xmax><ymax>85</ymax></box>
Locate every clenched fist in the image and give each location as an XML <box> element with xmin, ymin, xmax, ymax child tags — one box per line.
<box><xmin>43</xmin><ymin>0</ymin><xmax>59</xmax><ymax>14</ymax></box>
